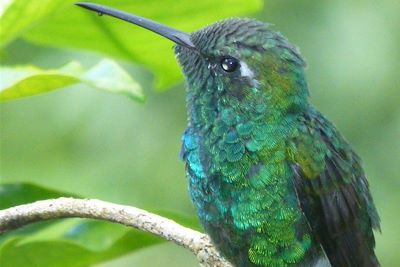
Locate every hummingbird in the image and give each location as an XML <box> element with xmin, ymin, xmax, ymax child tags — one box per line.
<box><xmin>77</xmin><ymin>3</ymin><xmax>380</xmax><ymax>267</ymax></box>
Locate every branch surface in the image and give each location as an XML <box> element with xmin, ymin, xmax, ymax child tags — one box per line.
<box><xmin>0</xmin><ymin>197</ymin><xmax>232</xmax><ymax>267</ymax></box>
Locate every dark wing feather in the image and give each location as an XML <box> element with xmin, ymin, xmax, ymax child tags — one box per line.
<box><xmin>291</xmin><ymin>109</ymin><xmax>380</xmax><ymax>267</ymax></box>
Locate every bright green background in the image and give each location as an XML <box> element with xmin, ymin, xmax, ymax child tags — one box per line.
<box><xmin>1</xmin><ymin>0</ymin><xmax>399</xmax><ymax>266</ymax></box>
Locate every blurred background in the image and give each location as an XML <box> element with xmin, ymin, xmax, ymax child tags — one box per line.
<box><xmin>1</xmin><ymin>0</ymin><xmax>399</xmax><ymax>266</ymax></box>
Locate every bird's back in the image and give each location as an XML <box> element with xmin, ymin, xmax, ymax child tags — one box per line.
<box><xmin>289</xmin><ymin>107</ymin><xmax>380</xmax><ymax>267</ymax></box>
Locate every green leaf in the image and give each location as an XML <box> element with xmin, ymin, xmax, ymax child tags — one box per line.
<box><xmin>0</xmin><ymin>0</ymin><xmax>76</xmax><ymax>47</ymax></box>
<box><xmin>81</xmin><ymin>59</ymin><xmax>144</xmax><ymax>101</ymax></box>
<box><xmin>0</xmin><ymin>59</ymin><xmax>144</xmax><ymax>101</ymax></box>
<box><xmin>1</xmin><ymin>0</ymin><xmax>263</xmax><ymax>88</ymax></box>
<box><xmin>0</xmin><ymin>183</ymin><xmax>199</xmax><ymax>267</ymax></box>
<box><xmin>0</xmin><ymin>183</ymin><xmax>77</xmax><ymax>210</ymax></box>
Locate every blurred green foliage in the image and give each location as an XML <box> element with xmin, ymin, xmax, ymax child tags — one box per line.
<box><xmin>0</xmin><ymin>60</ymin><xmax>143</xmax><ymax>101</ymax></box>
<box><xmin>1</xmin><ymin>0</ymin><xmax>399</xmax><ymax>266</ymax></box>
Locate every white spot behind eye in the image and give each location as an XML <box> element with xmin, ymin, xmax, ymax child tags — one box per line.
<box><xmin>240</xmin><ymin>60</ymin><xmax>260</xmax><ymax>87</ymax></box>
<box><xmin>240</xmin><ymin>61</ymin><xmax>254</xmax><ymax>79</ymax></box>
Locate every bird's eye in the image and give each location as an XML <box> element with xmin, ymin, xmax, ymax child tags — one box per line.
<box><xmin>220</xmin><ymin>57</ymin><xmax>239</xmax><ymax>72</ymax></box>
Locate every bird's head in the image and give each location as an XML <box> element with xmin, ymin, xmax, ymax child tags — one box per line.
<box><xmin>77</xmin><ymin>3</ymin><xmax>310</xmax><ymax>120</ymax></box>
<box><xmin>176</xmin><ymin>18</ymin><xmax>309</xmax><ymax>117</ymax></box>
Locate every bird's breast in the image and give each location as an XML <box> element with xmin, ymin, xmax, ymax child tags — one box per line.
<box><xmin>181</xmin><ymin>112</ymin><xmax>317</xmax><ymax>266</ymax></box>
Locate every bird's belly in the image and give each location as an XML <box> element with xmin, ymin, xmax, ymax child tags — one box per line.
<box><xmin>188</xmin><ymin>174</ymin><xmax>258</xmax><ymax>266</ymax></box>
<box><xmin>188</xmin><ymin>164</ymin><xmax>321</xmax><ymax>267</ymax></box>
<box><xmin>183</xmin><ymin>126</ymin><xmax>320</xmax><ymax>266</ymax></box>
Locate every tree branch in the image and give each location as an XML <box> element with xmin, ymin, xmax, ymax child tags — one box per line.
<box><xmin>0</xmin><ymin>197</ymin><xmax>232</xmax><ymax>267</ymax></box>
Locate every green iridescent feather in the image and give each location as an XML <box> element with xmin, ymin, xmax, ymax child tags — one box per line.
<box><xmin>177</xmin><ymin>18</ymin><xmax>380</xmax><ymax>267</ymax></box>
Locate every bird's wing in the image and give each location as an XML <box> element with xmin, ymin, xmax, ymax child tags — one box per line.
<box><xmin>289</xmin><ymin>109</ymin><xmax>380</xmax><ymax>267</ymax></box>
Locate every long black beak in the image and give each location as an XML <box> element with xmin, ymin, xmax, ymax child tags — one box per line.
<box><xmin>76</xmin><ymin>2</ymin><xmax>195</xmax><ymax>49</ymax></box>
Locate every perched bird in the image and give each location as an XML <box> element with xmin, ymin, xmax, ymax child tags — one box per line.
<box><xmin>77</xmin><ymin>3</ymin><xmax>380</xmax><ymax>267</ymax></box>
